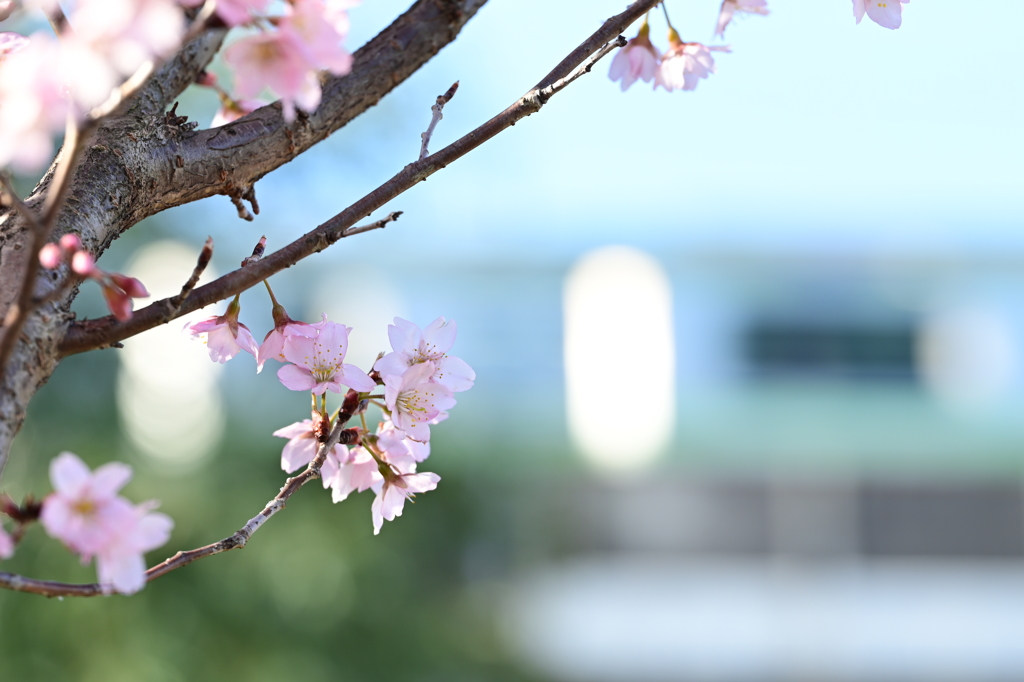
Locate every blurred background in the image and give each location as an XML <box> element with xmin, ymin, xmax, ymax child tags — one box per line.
<box><xmin>2</xmin><ymin>0</ymin><xmax>1024</xmax><ymax>680</ymax></box>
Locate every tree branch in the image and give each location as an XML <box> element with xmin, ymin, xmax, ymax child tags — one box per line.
<box><xmin>59</xmin><ymin>0</ymin><xmax>653</xmax><ymax>356</ymax></box>
<box><xmin>0</xmin><ymin>396</ymin><xmax>361</xmax><ymax>598</ymax></box>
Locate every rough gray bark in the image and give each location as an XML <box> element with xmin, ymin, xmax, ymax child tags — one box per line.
<box><xmin>0</xmin><ymin>0</ymin><xmax>488</xmax><ymax>476</ymax></box>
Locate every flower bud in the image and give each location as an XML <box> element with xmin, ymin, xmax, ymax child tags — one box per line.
<box><xmin>109</xmin><ymin>273</ymin><xmax>149</xmax><ymax>298</ymax></box>
<box><xmin>38</xmin><ymin>243</ymin><xmax>62</xmax><ymax>269</ymax></box>
<box><xmin>71</xmin><ymin>251</ymin><xmax>95</xmax><ymax>276</ymax></box>
<box><xmin>59</xmin><ymin>233</ymin><xmax>81</xmax><ymax>251</ymax></box>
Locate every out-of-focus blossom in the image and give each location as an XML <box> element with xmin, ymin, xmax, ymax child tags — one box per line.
<box><xmin>187</xmin><ymin>296</ymin><xmax>259</xmax><ymax>363</ymax></box>
<box><xmin>179</xmin><ymin>0</ymin><xmax>271</xmax><ymax>27</ymax></box>
<box><xmin>715</xmin><ymin>0</ymin><xmax>768</xmax><ymax>37</ymax></box>
<box><xmin>608</xmin><ymin>19</ymin><xmax>660</xmax><ymax>91</ymax></box>
<box><xmin>374</xmin><ymin>317</ymin><xmax>475</xmax><ymax>392</ymax></box>
<box><xmin>257</xmin><ymin>309</ymin><xmax>326</xmax><ymax>373</ymax></box>
<box><xmin>321</xmin><ymin>444</ymin><xmax>381</xmax><ymax>503</ymax></box>
<box><xmin>272</xmin><ymin>417</ymin><xmax>349</xmax><ymax>473</ymax></box>
<box><xmin>39</xmin><ymin>237</ymin><xmax>148</xmax><ymax>320</ymax></box>
<box><xmin>39</xmin><ymin>452</ymin><xmax>136</xmax><ymax>559</ymax></box>
<box><xmin>655</xmin><ymin>30</ymin><xmax>730</xmax><ymax>92</ymax></box>
<box><xmin>370</xmin><ymin>471</ymin><xmax>439</xmax><ymax>535</ymax></box>
<box><xmin>0</xmin><ymin>524</ymin><xmax>13</xmax><ymax>560</ymax></box>
<box><xmin>853</xmin><ymin>0</ymin><xmax>909</xmax><ymax>29</ymax></box>
<box><xmin>224</xmin><ymin>27</ymin><xmax>321</xmax><ymax>122</ymax></box>
<box><xmin>211</xmin><ymin>96</ymin><xmax>268</xmax><ymax>127</ymax></box>
<box><xmin>277</xmin><ymin>320</ymin><xmax>375</xmax><ymax>394</ymax></box>
<box><xmin>282</xmin><ymin>0</ymin><xmax>352</xmax><ymax>75</ymax></box>
<box><xmin>382</xmin><ymin>362</ymin><xmax>456</xmax><ymax>442</ymax></box>
<box><xmin>70</xmin><ymin>0</ymin><xmax>184</xmax><ymax>75</ymax></box>
<box><xmin>95</xmin><ymin>501</ymin><xmax>172</xmax><ymax>595</ymax></box>
<box><xmin>38</xmin><ymin>243</ymin><xmax>62</xmax><ymax>269</ymax></box>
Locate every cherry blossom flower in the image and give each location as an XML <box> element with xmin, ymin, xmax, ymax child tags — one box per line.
<box><xmin>377</xmin><ymin>419</ymin><xmax>430</xmax><ymax>465</ymax></box>
<box><xmin>277</xmin><ymin>320</ymin><xmax>375</xmax><ymax>394</ymax></box>
<box><xmin>258</xmin><ymin>309</ymin><xmax>327</xmax><ymax>373</ymax></box>
<box><xmin>273</xmin><ymin>417</ymin><xmax>349</xmax><ymax>473</ymax></box>
<box><xmin>715</xmin><ymin>0</ymin><xmax>768</xmax><ymax>37</ymax></box>
<box><xmin>321</xmin><ymin>444</ymin><xmax>381</xmax><ymax>503</ymax></box>
<box><xmin>374</xmin><ymin>317</ymin><xmax>475</xmax><ymax>392</ymax></box>
<box><xmin>179</xmin><ymin>0</ymin><xmax>270</xmax><ymax>27</ymax></box>
<box><xmin>853</xmin><ymin>0</ymin><xmax>909</xmax><ymax>29</ymax></box>
<box><xmin>94</xmin><ymin>501</ymin><xmax>173</xmax><ymax>595</ymax></box>
<box><xmin>655</xmin><ymin>30</ymin><xmax>730</xmax><ymax>92</ymax></box>
<box><xmin>224</xmin><ymin>26</ymin><xmax>321</xmax><ymax>122</ymax></box>
<box><xmin>608</xmin><ymin>19</ymin><xmax>660</xmax><ymax>91</ymax></box>
<box><xmin>186</xmin><ymin>295</ymin><xmax>259</xmax><ymax>363</ymax></box>
<box><xmin>282</xmin><ymin>0</ymin><xmax>352</xmax><ymax>75</ymax></box>
<box><xmin>370</xmin><ymin>471</ymin><xmax>440</xmax><ymax>535</ymax></box>
<box><xmin>382</xmin><ymin>362</ymin><xmax>456</xmax><ymax>442</ymax></box>
<box><xmin>0</xmin><ymin>524</ymin><xmax>13</xmax><ymax>560</ymax></box>
<box><xmin>39</xmin><ymin>452</ymin><xmax>136</xmax><ymax>559</ymax></box>
<box><xmin>69</xmin><ymin>0</ymin><xmax>184</xmax><ymax>76</ymax></box>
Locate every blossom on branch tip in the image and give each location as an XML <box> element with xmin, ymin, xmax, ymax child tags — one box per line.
<box><xmin>95</xmin><ymin>501</ymin><xmax>173</xmax><ymax>595</ymax></box>
<box><xmin>853</xmin><ymin>0</ymin><xmax>909</xmax><ymax>29</ymax></box>
<box><xmin>371</xmin><ymin>471</ymin><xmax>440</xmax><ymax>535</ymax></box>
<box><xmin>374</xmin><ymin>317</ymin><xmax>475</xmax><ymax>392</ymax></box>
<box><xmin>277</xmin><ymin>320</ymin><xmax>375</xmax><ymax>394</ymax></box>
<box><xmin>186</xmin><ymin>297</ymin><xmax>259</xmax><ymax>363</ymax></box>
<box><xmin>382</xmin><ymin>362</ymin><xmax>456</xmax><ymax>442</ymax></box>
<box><xmin>655</xmin><ymin>30</ymin><xmax>730</xmax><ymax>92</ymax></box>
<box><xmin>608</xmin><ymin>20</ymin><xmax>660</xmax><ymax>91</ymax></box>
<box><xmin>715</xmin><ymin>0</ymin><xmax>768</xmax><ymax>37</ymax></box>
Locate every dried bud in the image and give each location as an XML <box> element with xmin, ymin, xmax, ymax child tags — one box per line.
<box><xmin>341</xmin><ymin>388</ymin><xmax>360</xmax><ymax>417</ymax></box>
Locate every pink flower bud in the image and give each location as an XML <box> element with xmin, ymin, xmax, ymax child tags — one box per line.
<box><xmin>196</xmin><ymin>71</ymin><xmax>217</xmax><ymax>87</ymax></box>
<box><xmin>59</xmin><ymin>233</ymin><xmax>82</xmax><ymax>252</ymax></box>
<box><xmin>101</xmin><ymin>284</ymin><xmax>133</xmax><ymax>321</ymax></box>
<box><xmin>109</xmin><ymin>273</ymin><xmax>149</xmax><ymax>299</ymax></box>
<box><xmin>38</xmin><ymin>243</ymin><xmax>62</xmax><ymax>269</ymax></box>
<box><xmin>71</xmin><ymin>251</ymin><xmax>96</xmax><ymax>276</ymax></box>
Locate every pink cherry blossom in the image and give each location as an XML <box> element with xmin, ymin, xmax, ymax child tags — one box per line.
<box><xmin>377</xmin><ymin>419</ymin><xmax>430</xmax><ymax>465</ymax></box>
<box><xmin>224</xmin><ymin>26</ymin><xmax>321</xmax><ymax>122</ymax></box>
<box><xmin>374</xmin><ymin>317</ymin><xmax>475</xmax><ymax>392</ymax></box>
<box><xmin>257</xmin><ymin>312</ymin><xmax>327</xmax><ymax>373</ymax></box>
<box><xmin>0</xmin><ymin>32</ymin><xmax>28</xmax><ymax>59</ymax></box>
<box><xmin>277</xmin><ymin>320</ymin><xmax>375</xmax><ymax>394</ymax></box>
<box><xmin>382</xmin><ymin>362</ymin><xmax>456</xmax><ymax>442</ymax></box>
<box><xmin>95</xmin><ymin>501</ymin><xmax>173</xmax><ymax>595</ymax></box>
<box><xmin>370</xmin><ymin>471</ymin><xmax>440</xmax><ymax>535</ymax></box>
<box><xmin>273</xmin><ymin>417</ymin><xmax>348</xmax><ymax>473</ymax></box>
<box><xmin>179</xmin><ymin>0</ymin><xmax>271</xmax><ymax>27</ymax></box>
<box><xmin>608</xmin><ymin>20</ymin><xmax>660</xmax><ymax>92</ymax></box>
<box><xmin>853</xmin><ymin>0</ymin><xmax>909</xmax><ymax>29</ymax></box>
<box><xmin>0</xmin><ymin>524</ymin><xmax>13</xmax><ymax>560</ymax></box>
<box><xmin>715</xmin><ymin>0</ymin><xmax>769</xmax><ymax>37</ymax></box>
<box><xmin>321</xmin><ymin>444</ymin><xmax>381</xmax><ymax>503</ymax></box>
<box><xmin>186</xmin><ymin>296</ymin><xmax>259</xmax><ymax>363</ymax></box>
<box><xmin>39</xmin><ymin>452</ymin><xmax>136</xmax><ymax>559</ymax></box>
<box><xmin>655</xmin><ymin>31</ymin><xmax>730</xmax><ymax>92</ymax></box>
<box><xmin>70</xmin><ymin>0</ymin><xmax>184</xmax><ymax>75</ymax></box>
<box><xmin>282</xmin><ymin>0</ymin><xmax>353</xmax><ymax>75</ymax></box>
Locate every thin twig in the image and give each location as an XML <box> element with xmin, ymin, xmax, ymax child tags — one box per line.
<box><xmin>0</xmin><ymin>174</ymin><xmax>41</xmax><ymax>232</ymax></box>
<box><xmin>420</xmin><ymin>81</ymin><xmax>459</xmax><ymax>160</ymax></box>
<box><xmin>58</xmin><ymin>0</ymin><xmax>657</xmax><ymax>356</ymax></box>
<box><xmin>0</xmin><ymin>392</ymin><xmax>362</xmax><ymax>598</ymax></box>
<box><xmin>168</xmin><ymin>237</ymin><xmax>214</xmax><ymax>315</ymax></box>
<box><xmin>343</xmin><ymin>211</ymin><xmax>403</xmax><ymax>238</ymax></box>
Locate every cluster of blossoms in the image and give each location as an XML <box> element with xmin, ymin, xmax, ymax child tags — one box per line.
<box><xmin>13</xmin><ymin>453</ymin><xmax>174</xmax><ymax>594</ymax></box>
<box><xmin>0</xmin><ymin>0</ymin><xmax>356</xmax><ymax>171</ymax></box>
<box><xmin>187</xmin><ymin>283</ymin><xmax>474</xmax><ymax>534</ymax></box>
<box><xmin>39</xmin><ymin>234</ymin><xmax>149</xmax><ymax>321</ymax></box>
<box><xmin>610</xmin><ymin>0</ymin><xmax>907</xmax><ymax>93</ymax></box>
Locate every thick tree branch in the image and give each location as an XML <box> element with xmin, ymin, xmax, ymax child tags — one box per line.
<box><xmin>0</xmin><ymin>396</ymin><xmax>361</xmax><ymax>598</ymax></box>
<box><xmin>59</xmin><ymin>0</ymin><xmax>652</xmax><ymax>356</ymax></box>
